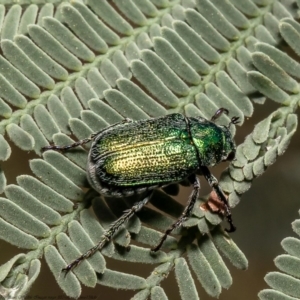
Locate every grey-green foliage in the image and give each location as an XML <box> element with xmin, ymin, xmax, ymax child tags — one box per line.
<box><xmin>0</xmin><ymin>0</ymin><xmax>298</xmax><ymax>299</ymax></box>
<box><xmin>259</xmin><ymin>214</ymin><xmax>300</xmax><ymax>300</ymax></box>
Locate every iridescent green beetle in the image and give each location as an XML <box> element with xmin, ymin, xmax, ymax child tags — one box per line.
<box><xmin>42</xmin><ymin>108</ymin><xmax>239</xmax><ymax>272</ymax></box>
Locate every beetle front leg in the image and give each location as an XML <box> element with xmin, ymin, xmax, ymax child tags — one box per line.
<box><xmin>151</xmin><ymin>174</ymin><xmax>200</xmax><ymax>252</ymax></box>
<box><xmin>200</xmin><ymin>166</ymin><xmax>236</xmax><ymax>232</ymax></box>
<box><xmin>62</xmin><ymin>192</ymin><xmax>153</xmax><ymax>274</ymax></box>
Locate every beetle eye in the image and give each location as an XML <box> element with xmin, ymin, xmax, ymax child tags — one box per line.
<box><xmin>227</xmin><ymin>151</ymin><xmax>235</xmax><ymax>161</ymax></box>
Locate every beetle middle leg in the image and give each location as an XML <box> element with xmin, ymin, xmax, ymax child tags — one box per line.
<box><xmin>151</xmin><ymin>174</ymin><xmax>200</xmax><ymax>252</ymax></box>
<box><xmin>62</xmin><ymin>192</ymin><xmax>153</xmax><ymax>274</ymax></box>
<box><xmin>200</xmin><ymin>166</ymin><xmax>236</xmax><ymax>232</ymax></box>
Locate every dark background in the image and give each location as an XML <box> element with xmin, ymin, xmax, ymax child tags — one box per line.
<box><xmin>1</xmin><ymin>101</ymin><xmax>299</xmax><ymax>300</ymax></box>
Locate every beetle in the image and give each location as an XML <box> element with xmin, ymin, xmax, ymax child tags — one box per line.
<box><xmin>42</xmin><ymin>108</ymin><xmax>239</xmax><ymax>273</ymax></box>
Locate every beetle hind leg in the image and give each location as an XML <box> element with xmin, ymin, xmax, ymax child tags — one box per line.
<box><xmin>151</xmin><ymin>174</ymin><xmax>200</xmax><ymax>252</ymax></box>
<box><xmin>62</xmin><ymin>192</ymin><xmax>153</xmax><ymax>274</ymax></box>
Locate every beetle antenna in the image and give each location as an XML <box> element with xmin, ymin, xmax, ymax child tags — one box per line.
<box><xmin>211</xmin><ymin>108</ymin><xmax>229</xmax><ymax>123</ymax></box>
<box><xmin>228</xmin><ymin>116</ymin><xmax>240</xmax><ymax>129</ymax></box>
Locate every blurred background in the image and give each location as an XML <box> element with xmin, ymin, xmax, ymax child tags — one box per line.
<box><xmin>1</xmin><ymin>101</ymin><xmax>299</xmax><ymax>300</ymax></box>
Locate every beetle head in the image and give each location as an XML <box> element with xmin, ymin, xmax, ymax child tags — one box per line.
<box><xmin>220</xmin><ymin>125</ymin><xmax>236</xmax><ymax>163</ymax></box>
<box><xmin>189</xmin><ymin>116</ymin><xmax>237</xmax><ymax>167</ymax></box>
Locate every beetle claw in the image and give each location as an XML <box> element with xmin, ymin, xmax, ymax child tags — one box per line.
<box><xmin>225</xmin><ymin>223</ymin><xmax>236</xmax><ymax>233</ymax></box>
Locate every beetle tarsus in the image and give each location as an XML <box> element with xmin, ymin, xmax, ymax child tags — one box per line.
<box><xmin>200</xmin><ymin>166</ymin><xmax>236</xmax><ymax>232</ymax></box>
<box><xmin>225</xmin><ymin>214</ymin><xmax>236</xmax><ymax>233</ymax></box>
<box><xmin>225</xmin><ymin>223</ymin><xmax>236</xmax><ymax>233</ymax></box>
<box><xmin>62</xmin><ymin>263</ymin><xmax>76</xmax><ymax>276</ymax></box>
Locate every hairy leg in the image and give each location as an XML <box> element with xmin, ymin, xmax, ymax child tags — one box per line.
<box><xmin>151</xmin><ymin>174</ymin><xmax>200</xmax><ymax>252</ymax></box>
<box><xmin>63</xmin><ymin>192</ymin><xmax>153</xmax><ymax>273</ymax></box>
